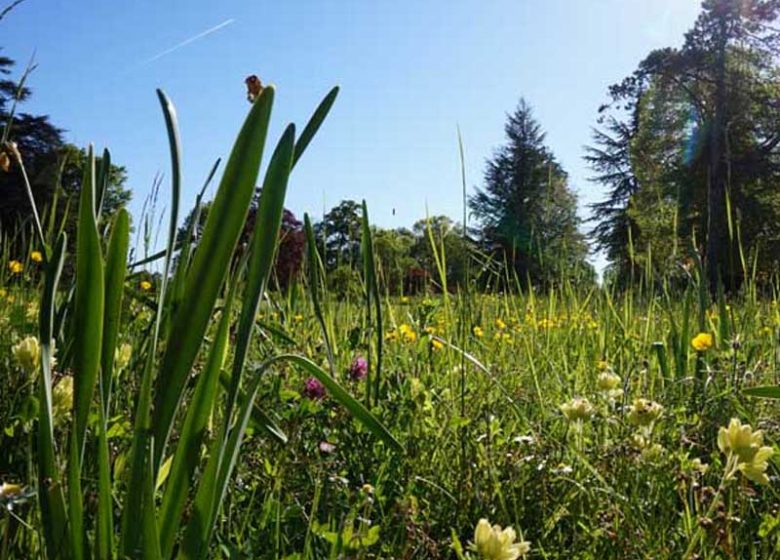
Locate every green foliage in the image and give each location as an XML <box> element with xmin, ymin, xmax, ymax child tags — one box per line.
<box><xmin>470</xmin><ymin>99</ymin><xmax>591</xmax><ymax>287</ymax></box>
<box><xmin>590</xmin><ymin>0</ymin><xmax>780</xmax><ymax>289</ymax></box>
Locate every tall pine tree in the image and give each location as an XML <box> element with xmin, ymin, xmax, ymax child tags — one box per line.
<box><xmin>470</xmin><ymin>100</ymin><xmax>590</xmax><ymax>287</ymax></box>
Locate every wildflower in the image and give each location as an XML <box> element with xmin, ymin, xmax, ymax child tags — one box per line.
<box><xmin>627</xmin><ymin>398</ymin><xmax>663</xmax><ymax>427</ymax></box>
<box><xmin>140</xmin><ymin>280</ymin><xmax>153</xmax><ymax>291</ymax></box>
<box><xmin>8</xmin><ymin>260</ymin><xmax>23</xmax><ymax>274</ymax></box>
<box><xmin>318</xmin><ymin>441</ymin><xmax>336</xmax><ymax>454</ymax></box>
<box><xmin>52</xmin><ymin>376</ymin><xmax>73</xmax><ymax>423</ymax></box>
<box><xmin>349</xmin><ymin>355</ymin><xmax>368</xmax><ymax>381</ymax></box>
<box><xmin>12</xmin><ymin>336</ymin><xmax>40</xmax><ymax>374</ymax></box>
<box><xmin>718</xmin><ymin>418</ymin><xmax>774</xmax><ymax>485</ymax></box>
<box><xmin>361</xmin><ymin>483</ymin><xmax>374</xmax><ymax>494</ymax></box>
<box><xmin>398</xmin><ymin>324</ymin><xmax>417</xmax><ymax>343</ymax></box>
<box><xmin>30</xmin><ymin>251</ymin><xmax>43</xmax><ymax>263</ymax></box>
<box><xmin>302</xmin><ymin>377</ymin><xmax>326</xmax><ymax>400</ymax></box>
<box><xmin>690</xmin><ymin>458</ymin><xmax>709</xmax><ymax>475</ymax></box>
<box><xmin>431</xmin><ymin>339</ymin><xmax>444</xmax><ymax>351</ymax></box>
<box><xmin>560</xmin><ymin>397</ymin><xmax>594</xmax><ymax>423</ymax></box>
<box><xmin>597</xmin><ymin>371</ymin><xmax>621</xmax><ymax>392</ymax></box>
<box><xmin>471</xmin><ymin>518</ymin><xmax>530</xmax><ymax>560</ymax></box>
<box><xmin>293</xmin><ymin>314</ymin><xmax>304</xmax><ymax>323</ymax></box>
<box><xmin>597</xmin><ymin>359</ymin><xmax>609</xmax><ymax>371</ymax></box>
<box><xmin>495</xmin><ymin>318</ymin><xmax>506</xmax><ymax>330</ymax></box>
<box><xmin>473</xmin><ymin>326</ymin><xmax>484</xmax><ymax>338</ymax></box>
<box><xmin>115</xmin><ymin>343</ymin><xmax>132</xmax><ymax>372</ymax></box>
<box><xmin>691</xmin><ymin>332</ymin><xmax>714</xmax><ymax>352</ymax></box>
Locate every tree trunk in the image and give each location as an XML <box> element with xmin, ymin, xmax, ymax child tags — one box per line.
<box><xmin>706</xmin><ymin>15</ymin><xmax>729</xmax><ymax>293</ymax></box>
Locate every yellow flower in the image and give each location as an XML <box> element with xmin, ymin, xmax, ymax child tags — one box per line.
<box><xmin>718</xmin><ymin>418</ymin><xmax>774</xmax><ymax>485</ymax></box>
<box><xmin>140</xmin><ymin>280</ymin><xmax>152</xmax><ymax>291</ymax></box>
<box><xmin>293</xmin><ymin>314</ymin><xmax>304</xmax><ymax>323</ymax></box>
<box><xmin>597</xmin><ymin>360</ymin><xmax>609</xmax><ymax>371</ymax></box>
<box><xmin>691</xmin><ymin>332</ymin><xmax>714</xmax><ymax>352</ymax></box>
<box><xmin>12</xmin><ymin>336</ymin><xmax>40</xmax><ymax>373</ymax></box>
<box><xmin>398</xmin><ymin>324</ymin><xmax>417</xmax><ymax>343</ymax></box>
<box><xmin>471</xmin><ymin>518</ymin><xmax>530</xmax><ymax>560</ymax></box>
<box><xmin>627</xmin><ymin>398</ymin><xmax>663</xmax><ymax>427</ymax></box>
<box><xmin>495</xmin><ymin>318</ymin><xmax>506</xmax><ymax>330</ymax></box>
<box><xmin>431</xmin><ymin>339</ymin><xmax>444</xmax><ymax>351</ymax></box>
<box><xmin>560</xmin><ymin>397</ymin><xmax>594</xmax><ymax>423</ymax></box>
<box><xmin>8</xmin><ymin>260</ymin><xmax>23</xmax><ymax>274</ymax></box>
<box><xmin>30</xmin><ymin>251</ymin><xmax>43</xmax><ymax>263</ymax></box>
<box><xmin>473</xmin><ymin>326</ymin><xmax>484</xmax><ymax>338</ymax></box>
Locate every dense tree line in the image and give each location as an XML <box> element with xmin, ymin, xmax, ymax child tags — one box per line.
<box><xmin>588</xmin><ymin>0</ymin><xmax>780</xmax><ymax>290</ymax></box>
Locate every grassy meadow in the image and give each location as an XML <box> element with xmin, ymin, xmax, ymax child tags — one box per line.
<box><xmin>1</xmin><ymin>85</ymin><xmax>780</xmax><ymax>560</ymax></box>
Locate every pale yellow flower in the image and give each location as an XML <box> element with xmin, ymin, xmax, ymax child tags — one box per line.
<box><xmin>718</xmin><ymin>418</ymin><xmax>774</xmax><ymax>485</ymax></box>
<box><xmin>52</xmin><ymin>377</ymin><xmax>74</xmax><ymax>424</ymax></box>
<box><xmin>473</xmin><ymin>326</ymin><xmax>484</xmax><ymax>338</ymax></box>
<box><xmin>560</xmin><ymin>397</ymin><xmax>594</xmax><ymax>423</ymax></box>
<box><xmin>115</xmin><ymin>343</ymin><xmax>132</xmax><ymax>371</ymax></box>
<box><xmin>12</xmin><ymin>336</ymin><xmax>40</xmax><ymax>373</ymax></box>
<box><xmin>471</xmin><ymin>518</ymin><xmax>530</xmax><ymax>560</ymax></box>
<box><xmin>627</xmin><ymin>398</ymin><xmax>663</xmax><ymax>427</ymax></box>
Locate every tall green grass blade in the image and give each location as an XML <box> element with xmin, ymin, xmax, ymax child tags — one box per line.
<box><xmin>37</xmin><ymin>232</ymin><xmax>69</xmax><ymax>556</ymax></box>
<box><xmin>143</xmin><ymin>443</ymin><xmax>163</xmax><ymax>560</ymax></box>
<box><xmin>158</xmin><ymin>282</ymin><xmax>235</xmax><ymax>558</ymax></box>
<box><xmin>120</xmin><ymin>89</ymin><xmax>186</xmax><ymax>555</ymax></box>
<box><xmin>292</xmin><ymin>86</ymin><xmax>339</xmax><ymax>167</ymax></box>
<box><xmin>222</xmin><ymin>123</ymin><xmax>295</xmax><ymax>432</ymax></box>
<box><xmin>304</xmin><ymin>213</ymin><xmax>335</xmax><ymax>372</ymax></box>
<box><xmin>361</xmin><ymin>201</ymin><xmax>383</xmax><ymax>404</ymax></box>
<box><xmin>743</xmin><ymin>386</ymin><xmax>780</xmax><ymax>399</ymax></box>
<box><xmin>152</xmin><ymin>86</ymin><xmax>275</xmax><ymax>469</ymax></box>
<box><xmin>68</xmin><ymin>428</ymin><xmax>86</xmax><ymax>560</ymax></box>
<box><xmin>100</xmin><ymin>208</ymin><xmax>129</xmax><ymax>413</ymax></box>
<box><xmin>95</xmin><ymin>394</ymin><xmax>113</xmax><ymax>559</ymax></box>
<box><xmin>95</xmin><ymin>147</ymin><xmax>110</xmax><ymax>219</ymax></box>
<box><xmin>72</xmin><ymin>145</ymin><xmax>105</xmax><ymax>454</ymax></box>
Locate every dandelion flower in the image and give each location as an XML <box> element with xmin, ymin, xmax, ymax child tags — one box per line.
<box><xmin>691</xmin><ymin>332</ymin><xmax>714</xmax><ymax>352</ymax></box>
<box><xmin>471</xmin><ymin>518</ymin><xmax>530</xmax><ymax>560</ymax></box>
<box><xmin>30</xmin><ymin>251</ymin><xmax>43</xmax><ymax>263</ymax></box>
<box><xmin>8</xmin><ymin>260</ymin><xmax>23</xmax><ymax>274</ymax></box>
<box><xmin>140</xmin><ymin>280</ymin><xmax>153</xmax><ymax>291</ymax></box>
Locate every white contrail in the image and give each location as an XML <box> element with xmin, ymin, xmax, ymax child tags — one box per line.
<box><xmin>140</xmin><ymin>18</ymin><xmax>235</xmax><ymax>66</ymax></box>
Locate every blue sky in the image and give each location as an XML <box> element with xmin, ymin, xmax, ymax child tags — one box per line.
<box><xmin>3</xmin><ymin>0</ymin><xmax>702</xmax><ymax>266</ymax></box>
